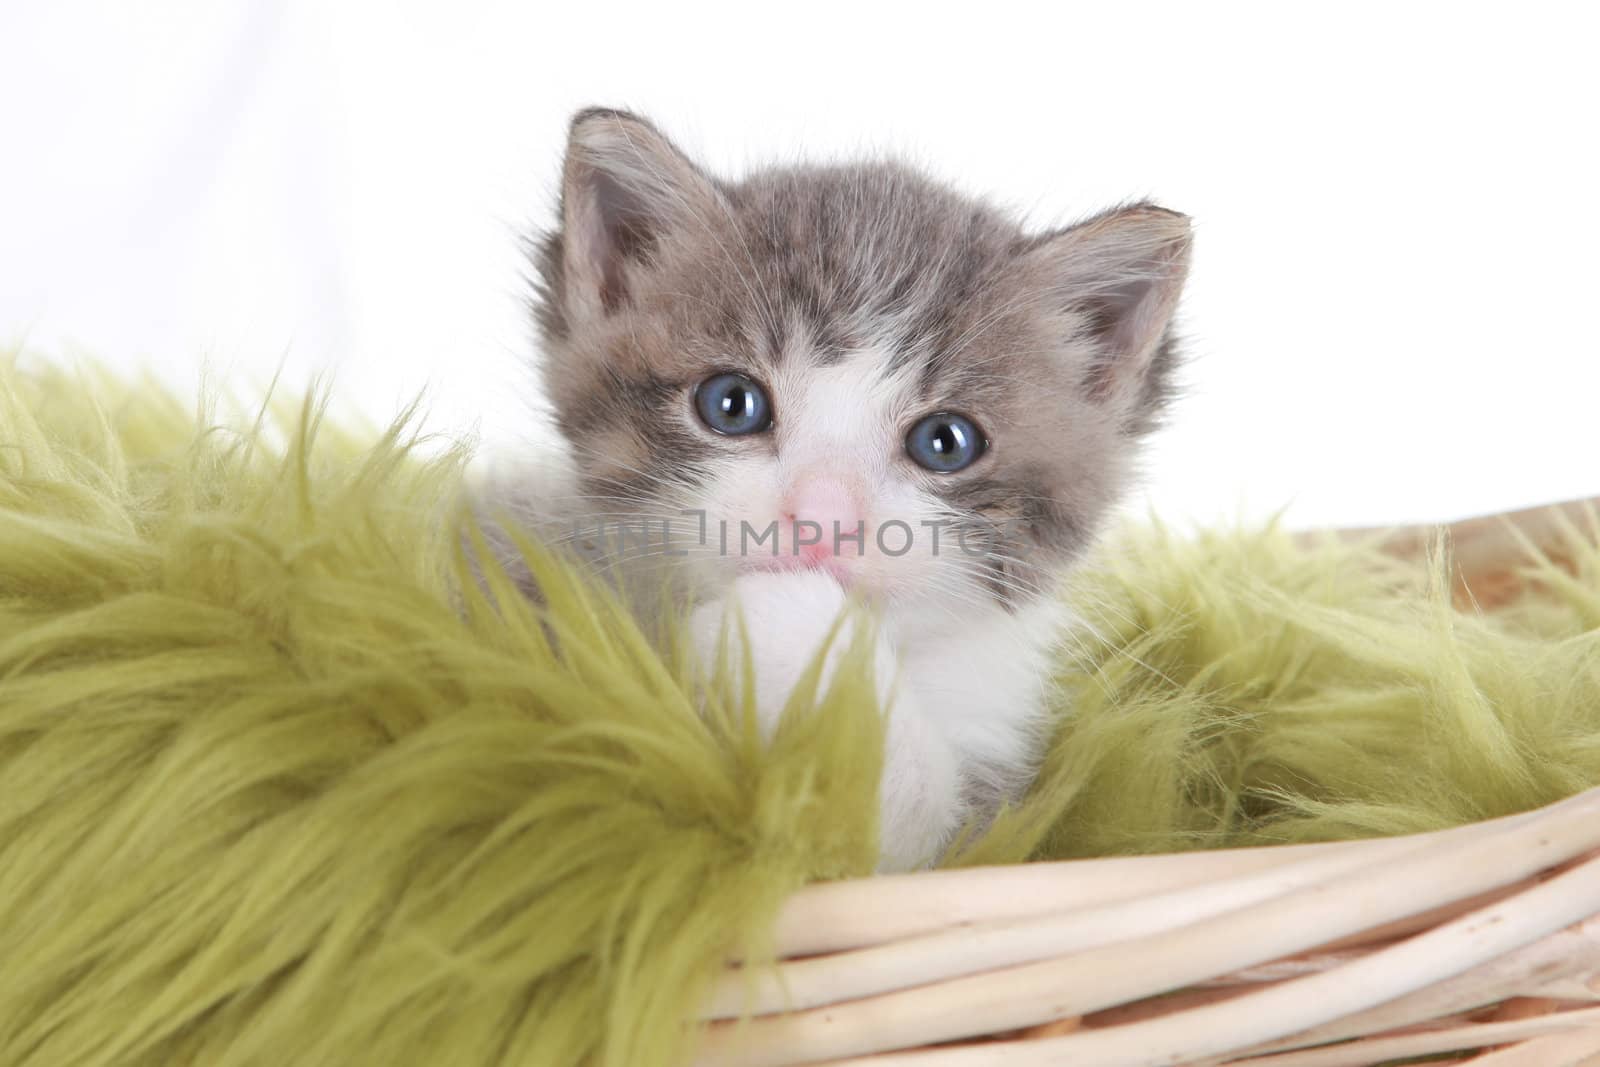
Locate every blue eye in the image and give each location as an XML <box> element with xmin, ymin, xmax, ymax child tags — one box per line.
<box><xmin>906</xmin><ymin>412</ymin><xmax>986</xmax><ymax>473</ymax></box>
<box><xmin>694</xmin><ymin>373</ymin><xmax>772</xmax><ymax>435</ymax></box>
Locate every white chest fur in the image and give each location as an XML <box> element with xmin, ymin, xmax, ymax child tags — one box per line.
<box><xmin>689</xmin><ymin>571</ymin><xmax>1070</xmax><ymax>871</ymax></box>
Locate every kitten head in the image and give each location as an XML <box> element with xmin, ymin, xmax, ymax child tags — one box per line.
<box><xmin>532</xmin><ymin>107</ymin><xmax>1190</xmax><ymax>613</ymax></box>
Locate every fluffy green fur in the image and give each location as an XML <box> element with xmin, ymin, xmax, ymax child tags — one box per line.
<box><xmin>3</xmin><ymin>360</ymin><xmax>1598</xmax><ymax>1066</ymax></box>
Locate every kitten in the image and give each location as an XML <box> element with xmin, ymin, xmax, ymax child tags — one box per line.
<box><xmin>504</xmin><ymin>108</ymin><xmax>1190</xmax><ymax>872</ymax></box>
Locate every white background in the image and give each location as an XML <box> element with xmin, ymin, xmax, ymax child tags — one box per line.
<box><xmin>2</xmin><ymin>0</ymin><xmax>1596</xmax><ymax>529</ymax></box>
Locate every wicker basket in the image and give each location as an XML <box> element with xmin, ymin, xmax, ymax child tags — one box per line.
<box><xmin>694</xmin><ymin>497</ymin><xmax>1600</xmax><ymax>1067</ymax></box>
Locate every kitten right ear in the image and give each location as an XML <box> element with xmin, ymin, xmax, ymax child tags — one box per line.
<box><xmin>1018</xmin><ymin>203</ymin><xmax>1192</xmax><ymax>428</ymax></box>
<box><xmin>545</xmin><ymin>108</ymin><xmax>721</xmax><ymax>331</ymax></box>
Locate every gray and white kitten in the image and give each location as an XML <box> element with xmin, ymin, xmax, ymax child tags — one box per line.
<box><xmin>509</xmin><ymin>108</ymin><xmax>1190</xmax><ymax>872</ymax></box>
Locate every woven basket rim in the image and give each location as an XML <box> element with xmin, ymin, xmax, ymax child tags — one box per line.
<box><xmin>695</xmin><ymin>495</ymin><xmax>1600</xmax><ymax>1067</ymax></box>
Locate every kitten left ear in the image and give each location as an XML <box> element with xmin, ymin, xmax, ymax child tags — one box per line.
<box><xmin>547</xmin><ymin>108</ymin><xmax>724</xmax><ymax>331</ymax></box>
<box><xmin>1022</xmin><ymin>203</ymin><xmax>1192</xmax><ymax>424</ymax></box>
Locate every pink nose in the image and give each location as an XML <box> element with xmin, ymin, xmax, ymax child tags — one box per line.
<box><xmin>783</xmin><ymin>477</ymin><xmax>862</xmax><ymax>562</ymax></box>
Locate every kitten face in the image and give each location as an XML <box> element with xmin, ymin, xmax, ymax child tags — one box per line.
<box><xmin>533</xmin><ymin>108</ymin><xmax>1190</xmax><ymax>612</ymax></box>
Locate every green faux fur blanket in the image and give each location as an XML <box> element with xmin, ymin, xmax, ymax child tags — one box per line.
<box><xmin>3</xmin><ymin>361</ymin><xmax>1598</xmax><ymax>1067</ymax></box>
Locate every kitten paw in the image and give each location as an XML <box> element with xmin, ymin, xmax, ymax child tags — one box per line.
<box><xmin>688</xmin><ymin>571</ymin><xmax>868</xmax><ymax>733</ymax></box>
<box><xmin>688</xmin><ymin>571</ymin><xmax>965</xmax><ymax>873</ymax></box>
<box><xmin>876</xmin><ymin>703</ymin><xmax>965</xmax><ymax>872</ymax></box>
